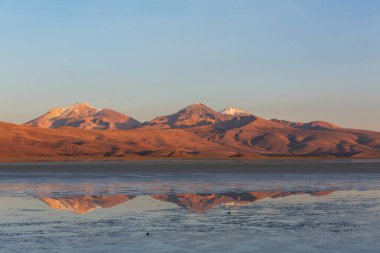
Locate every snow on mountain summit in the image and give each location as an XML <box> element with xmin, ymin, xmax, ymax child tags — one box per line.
<box><xmin>220</xmin><ymin>107</ymin><xmax>249</xmax><ymax>116</ymax></box>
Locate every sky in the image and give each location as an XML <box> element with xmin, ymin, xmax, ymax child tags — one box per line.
<box><xmin>0</xmin><ymin>0</ymin><xmax>379</xmax><ymax>131</ymax></box>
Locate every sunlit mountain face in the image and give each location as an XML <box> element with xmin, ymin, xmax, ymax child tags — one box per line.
<box><xmin>25</xmin><ymin>103</ymin><xmax>141</xmax><ymax>130</ymax></box>
<box><xmin>39</xmin><ymin>190</ymin><xmax>335</xmax><ymax>214</ymax></box>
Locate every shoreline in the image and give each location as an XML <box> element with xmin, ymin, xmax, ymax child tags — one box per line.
<box><xmin>1</xmin><ymin>155</ymin><xmax>380</xmax><ymax>164</ymax></box>
<box><xmin>1</xmin><ymin>157</ymin><xmax>380</xmax><ymax>173</ymax></box>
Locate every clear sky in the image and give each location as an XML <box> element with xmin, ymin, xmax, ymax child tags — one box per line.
<box><xmin>1</xmin><ymin>0</ymin><xmax>379</xmax><ymax>131</ymax></box>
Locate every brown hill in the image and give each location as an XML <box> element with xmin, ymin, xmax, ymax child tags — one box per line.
<box><xmin>25</xmin><ymin>103</ymin><xmax>141</xmax><ymax>130</ymax></box>
<box><xmin>271</xmin><ymin>119</ymin><xmax>340</xmax><ymax>130</ymax></box>
<box><xmin>205</xmin><ymin>116</ymin><xmax>380</xmax><ymax>157</ymax></box>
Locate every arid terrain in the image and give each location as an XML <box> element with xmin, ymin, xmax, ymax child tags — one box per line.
<box><xmin>1</xmin><ymin>102</ymin><xmax>380</xmax><ymax>161</ymax></box>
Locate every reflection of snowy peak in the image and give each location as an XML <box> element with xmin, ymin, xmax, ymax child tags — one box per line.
<box><xmin>152</xmin><ymin>191</ymin><xmax>334</xmax><ymax>213</ymax></box>
<box><xmin>25</xmin><ymin>103</ymin><xmax>141</xmax><ymax>130</ymax></box>
<box><xmin>220</xmin><ymin>107</ymin><xmax>249</xmax><ymax>116</ymax></box>
<box><xmin>40</xmin><ymin>195</ymin><xmax>132</xmax><ymax>214</ymax></box>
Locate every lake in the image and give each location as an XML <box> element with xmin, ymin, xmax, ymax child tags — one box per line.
<box><xmin>0</xmin><ymin>160</ymin><xmax>380</xmax><ymax>252</ymax></box>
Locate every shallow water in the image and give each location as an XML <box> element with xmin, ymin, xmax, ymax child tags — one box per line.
<box><xmin>0</xmin><ymin>160</ymin><xmax>380</xmax><ymax>252</ymax></box>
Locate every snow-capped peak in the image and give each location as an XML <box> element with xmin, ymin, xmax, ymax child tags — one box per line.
<box><xmin>25</xmin><ymin>102</ymin><xmax>141</xmax><ymax>130</ymax></box>
<box><xmin>220</xmin><ymin>107</ymin><xmax>249</xmax><ymax>116</ymax></box>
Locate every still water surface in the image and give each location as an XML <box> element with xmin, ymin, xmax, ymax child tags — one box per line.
<box><xmin>0</xmin><ymin>160</ymin><xmax>379</xmax><ymax>252</ymax></box>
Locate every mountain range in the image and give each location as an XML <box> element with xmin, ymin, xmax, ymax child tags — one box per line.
<box><xmin>1</xmin><ymin>102</ymin><xmax>380</xmax><ymax>160</ymax></box>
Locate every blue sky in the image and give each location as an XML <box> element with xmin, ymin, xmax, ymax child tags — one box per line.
<box><xmin>1</xmin><ymin>0</ymin><xmax>379</xmax><ymax>130</ymax></box>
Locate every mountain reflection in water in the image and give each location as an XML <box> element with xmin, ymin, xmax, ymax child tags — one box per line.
<box><xmin>1</xmin><ymin>163</ymin><xmax>380</xmax><ymax>253</ymax></box>
<box><xmin>39</xmin><ymin>190</ymin><xmax>334</xmax><ymax>214</ymax></box>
